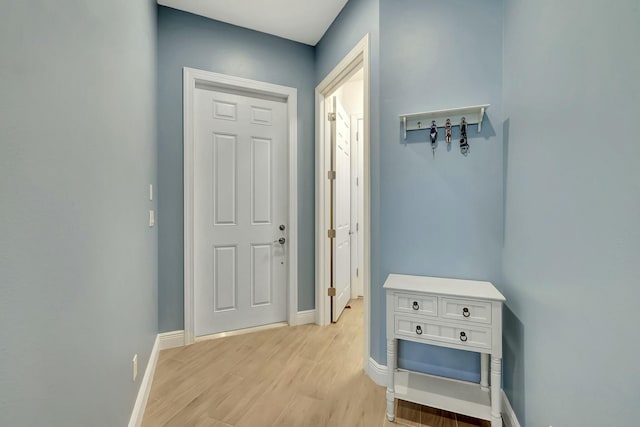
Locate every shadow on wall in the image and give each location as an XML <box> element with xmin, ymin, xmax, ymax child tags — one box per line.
<box><xmin>503</xmin><ymin>303</ymin><xmax>525</xmax><ymax>423</ymax></box>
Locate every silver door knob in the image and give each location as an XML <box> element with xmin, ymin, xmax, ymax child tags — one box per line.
<box><xmin>274</xmin><ymin>237</ymin><xmax>286</xmax><ymax>245</ymax></box>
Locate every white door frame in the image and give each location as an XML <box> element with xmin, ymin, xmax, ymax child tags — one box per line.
<box><xmin>315</xmin><ymin>34</ymin><xmax>371</xmax><ymax>371</ymax></box>
<box><xmin>183</xmin><ymin>67</ymin><xmax>298</xmax><ymax>345</ymax></box>
<box><xmin>350</xmin><ymin>113</ymin><xmax>364</xmax><ymax>300</ymax></box>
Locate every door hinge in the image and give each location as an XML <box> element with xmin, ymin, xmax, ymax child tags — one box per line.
<box><xmin>327</xmin><ymin>170</ymin><xmax>336</xmax><ymax>180</ymax></box>
<box><xmin>328</xmin><ymin>112</ymin><xmax>336</xmax><ymax>121</ymax></box>
<box><xmin>356</xmin><ymin>177</ymin><xmax>359</xmax><ymax>186</ymax></box>
<box><xmin>356</xmin><ymin>131</ymin><xmax>359</xmax><ymax>141</ymax></box>
<box><xmin>356</xmin><ymin>268</ymin><xmax>359</xmax><ymax>277</ymax></box>
<box><xmin>327</xmin><ymin>229</ymin><xmax>336</xmax><ymax>238</ymax></box>
<box><xmin>356</xmin><ymin>223</ymin><xmax>359</xmax><ymax>232</ymax></box>
<box><xmin>327</xmin><ymin>287</ymin><xmax>336</xmax><ymax>297</ymax></box>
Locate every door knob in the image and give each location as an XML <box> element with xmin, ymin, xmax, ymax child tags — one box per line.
<box><xmin>279</xmin><ymin>224</ymin><xmax>286</xmax><ymax>231</ymax></box>
<box><xmin>274</xmin><ymin>237</ymin><xmax>286</xmax><ymax>245</ymax></box>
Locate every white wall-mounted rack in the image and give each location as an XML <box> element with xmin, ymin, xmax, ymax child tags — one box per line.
<box><xmin>399</xmin><ymin>104</ymin><xmax>490</xmax><ymax>139</ymax></box>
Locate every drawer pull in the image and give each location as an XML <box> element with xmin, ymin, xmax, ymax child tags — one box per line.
<box><xmin>412</xmin><ymin>301</ymin><xmax>419</xmax><ymax>310</ymax></box>
<box><xmin>459</xmin><ymin>331</ymin><xmax>468</xmax><ymax>342</ymax></box>
<box><xmin>416</xmin><ymin>325</ymin><xmax>423</xmax><ymax>335</ymax></box>
<box><xmin>462</xmin><ymin>307</ymin><xmax>470</xmax><ymax>317</ymax></box>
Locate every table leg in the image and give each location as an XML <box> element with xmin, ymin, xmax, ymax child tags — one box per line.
<box><xmin>481</xmin><ymin>353</ymin><xmax>489</xmax><ymax>391</ymax></box>
<box><xmin>490</xmin><ymin>356</ymin><xmax>502</xmax><ymax>427</ymax></box>
<box><xmin>386</xmin><ymin>338</ymin><xmax>396</xmax><ymax>421</ymax></box>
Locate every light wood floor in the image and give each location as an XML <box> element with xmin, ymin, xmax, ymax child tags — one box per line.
<box><xmin>143</xmin><ymin>299</ymin><xmax>489</xmax><ymax>427</ymax></box>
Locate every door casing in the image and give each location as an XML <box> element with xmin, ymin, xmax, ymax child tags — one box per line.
<box><xmin>183</xmin><ymin>67</ymin><xmax>298</xmax><ymax>345</ymax></box>
<box><xmin>315</xmin><ymin>34</ymin><xmax>371</xmax><ymax>373</ymax></box>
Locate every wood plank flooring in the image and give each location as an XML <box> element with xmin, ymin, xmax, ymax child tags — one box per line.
<box><xmin>143</xmin><ymin>299</ymin><xmax>489</xmax><ymax>427</ymax></box>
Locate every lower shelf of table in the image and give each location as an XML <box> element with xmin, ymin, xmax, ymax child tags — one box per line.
<box><xmin>394</xmin><ymin>369</ymin><xmax>492</xmax><ymax>421</ymax></box>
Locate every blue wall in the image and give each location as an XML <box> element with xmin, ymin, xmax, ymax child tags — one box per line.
<box><xmin>0</xmin><ymin>1</ymin><xmax>158</xmax><ymax>426</ymax></box>
<box><xmin>501</xmin><ymin>0</ymin><xmax>640</xmax><ymax>425</ymax></box>
<box><xmin>315</xmin><ymin>0</ymin><xmax>382</xmax><ymax>360</ymax></box>
<box><xmin>157</xmin><ymin>6</ymin><xmax>316</xmax><ymax>332</ymax></box>
<box><xmin>378</xmin><ymin>0</ymin><xmax>504</xmax><ymax>380</ymax></box>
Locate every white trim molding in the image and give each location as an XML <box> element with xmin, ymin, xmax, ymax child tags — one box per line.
<box><xmin>367</xmin><ymin>357</ymin><xmax>388</xmax><ymax>387</ymax></box>
<box><xmin>158</xmin><ymin>330</ymin><xmax>185</xmax><ymax>350</ymax></box>
<box><xmin>183</xmin><ymin>67</ymin><xmax>298</xmax><ymax>344</ymax></box>
<box><xmin>294</xmin><ymin>309</ymin><xmax>316</xmax><ymax>325</ymax></box>
<box><xmin>128</xmin><ymin>335</ymin><xmax>160</xmax><ymax>427</ymax></box>
<box><xmin>501</xmin><ymin>390</ymin><xmax>522</xmax><ymax>427</ymax></box>
<box><xmin>315</xmin><ymin>33</ymin><xmax>371</xmax><ymax>374</ymax></box>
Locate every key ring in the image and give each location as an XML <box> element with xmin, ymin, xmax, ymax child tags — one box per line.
<box><xmin>445</xmin><ymin>119</ymin><xmax>452</xmax><ymax>144</ymax></box>
<box><xmin>430</xmin><ymin>121</ymin><xmax>438</xmax><ymax>157</ymax></box>
<box><xmin>460</xmin><ymin>117</ymin><xmax>469</xmax><ymax>154</ymax></box>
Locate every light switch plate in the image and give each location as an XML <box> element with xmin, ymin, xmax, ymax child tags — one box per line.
<box><xmin>149</xmin><ymin>184</ymin><xmax>153</xmax><ymax>201</ymax></box>
<box><xmin>149</xmin><ymin>210</ymin><xmax>155</xmax><ymax>227</ymax></box>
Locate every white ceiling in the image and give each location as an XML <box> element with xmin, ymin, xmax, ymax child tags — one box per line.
<box><xmin>157</xmin><ymin>0</ymin><xmax>349</xmax><ymax>46</ymax></box>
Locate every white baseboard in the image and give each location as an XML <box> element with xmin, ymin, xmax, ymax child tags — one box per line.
<box><xmin>367</xmin><ymin>357</ymin><xmax>388</xmax><ymax>387</ymax></box>
<box><xmin>295</xmin><ymin>309</ymin><xmax>316</xmax><ymax>325</ymax></box>
<box><xmin>501</xmin><ymin>390</ymin><xmax>521</xmax><ymax>427</ymax></box>
<box><xmin>365</xmin><ymin>358</ymin><xmax>522</xmax><ymax>427</ymax></box>
<box><xmin>128</xmin><ymin>335</ymin><xmax>159</xmax><ymax>427</ymax></box>
<box><xmin>159</xmin><ymin>330</ymin><xmax>185</xmax><ymax>350</ymax></box>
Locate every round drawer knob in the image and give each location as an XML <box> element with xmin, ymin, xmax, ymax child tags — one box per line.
<box><xmin>416</xmin><ymin>325</ymin><xmax>423</xmax><ymax>335</ymax></box>
<box><xmin>462</xmin><ymin>307</ymin><xmax>470</xmax><ymax>317</ymax></box>
<box><xmin>459</xmin><ymin>331</ymin><xmax>468</xmax><ymax>342</ymax></box>
<box><xmin>412</xmin><ymin>301</ymin><xmax>419</xmax><ymax>310</ymax></box>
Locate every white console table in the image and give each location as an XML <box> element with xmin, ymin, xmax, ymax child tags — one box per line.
<box><xmin>384</xmin><ymin>274</ymin><xmax>506</xmax><ymax>427</ymax></box>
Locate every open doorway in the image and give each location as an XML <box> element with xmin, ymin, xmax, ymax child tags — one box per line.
<box><xmin>315</xmin><ymin>34</ymin><xmax>371</xmax><ymax>374</ymax></box>
<box><xmin>327</xmin><ymin>71</ymin><xmax>364</xmax><ymax>322</ymax></box>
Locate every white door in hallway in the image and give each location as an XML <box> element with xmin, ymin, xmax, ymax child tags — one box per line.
<box><xmin>193</xmin><ymin>87</ymin><xmax>288</xmax><ymax>337</ymax></box>
<box><xmin>331</xmin><ymin>96</ymin><xmax>351</xmax><ymax>322</ymax></box>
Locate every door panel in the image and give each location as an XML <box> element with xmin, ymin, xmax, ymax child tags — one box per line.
<box><xmin>213</xmin><ymin>133</ymin><xmax>237</xmax><ymax>225</ymax></box>
<box><xmin>250</xmin><ymin>244</ymin><xmax>272</xmax><ymax>306</ymax></box>
<box><xmin>213</xmin><ymin>245</ymin><xmax>237</xmax><ymax>311</ymax></box>
<box><xmin>251</xmin><ymin>137</ymin><xmax>271</xmax><ymax>224</ymax></box>
<box><xmin>332</xmin><ymin>96</ymin><xmax>351</xmax><ymax>322</ymax></box>
<box><xmin>194</xmin><ymin>87</ymin><xmax>287</xmax><ymax>336</ymax></box>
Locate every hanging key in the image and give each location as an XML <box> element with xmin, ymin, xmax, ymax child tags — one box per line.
<box><xmin>445</xmin><ymin>119</ymin><xmax>452</xmax><ymax>145</ymax></box>
<box><xmin>430</xmin><ymin>120</ymin><xmax>438</xmax><ymax>157</ymax></box>
<box><xmin>460</xmin><ymin>117</ymin><xmax>469</xmax><ymax>154</ymax></box>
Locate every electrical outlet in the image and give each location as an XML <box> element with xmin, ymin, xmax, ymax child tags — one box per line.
<box><xmin>132</xmin><ymin>354</ymin><xmax>138</xmax><ymax>382</ymax></box>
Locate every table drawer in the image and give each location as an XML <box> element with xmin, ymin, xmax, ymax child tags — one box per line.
<box><xmin>440</xmin><ymin>297</ymin><xmax>492</xmax><ymax>324</ymax></box>
<box><xmin>394</xmin><ymin>293</ymin><xmax>437</xmax><ymax>317</ymax></box>
<box><xmin>395</xmin><ymin>316</ymin><xmax>492</xmax><ymax>350</ymax></box>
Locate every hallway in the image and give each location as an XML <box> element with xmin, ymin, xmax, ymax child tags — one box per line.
<box><xmin>143</xmin><ymin>298</ymin><xmax>488</xmax><ymax>427</ymax></box>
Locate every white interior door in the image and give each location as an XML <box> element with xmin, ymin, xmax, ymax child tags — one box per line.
<box><xmin>332</xmin><ymin>96</ymin><xmax>351</xmax><ymax>322</ymax></box>
<box><xmin>350</xmin><ymin>116</ymin><xmax>363</xmax><ymax>298</ymax></box>
<box><xmin>194</xmin><ymin>86</ymin><xmax>288</xmax><ymax>337</ymax></box>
